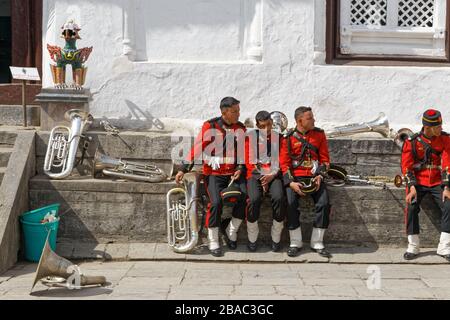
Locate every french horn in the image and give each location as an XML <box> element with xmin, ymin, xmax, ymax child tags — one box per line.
<box><xmin>92</xmin><ymin>150</ymin><xmax>168</xmax><ymax>183</ymax></box>
<box><xmin>31</xmin><ymin>232</ymin><xmax>106</xmax><ymax>292</ymax></box>
<box><xmin>43</xmin><ymin>109</ymin><xmax>93</xmax><ymax>179</ymax></box>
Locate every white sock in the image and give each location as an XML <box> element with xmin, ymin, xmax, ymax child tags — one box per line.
<box><xmin>226</xmin><ymin>218</ymin><xmax>243</xmax><ymax>242</ymax></box>
<box><xmin>437</xmin><ymin>232</ymin><xmax>450</xmax><ymax>255</ymax></box>
<box><xmin>247</xmin><ymin>221</ymin><xmax>259</xmax><ymax>243</ymax></box>
<box><xmin>271</xmin><ymin>220</ymin><xmax>284</xmax><ymax>244</ymax></box>
<box><xmin>310</xmin><ymin>228</ymin><xmax>326</xmax><ymax>250</ymax></box>
<box><xmin>406</xmin><ymin>234</ymin><xmax>420</xmax><ymax>254</ymax></box>
<box><xmin>289</xmin><ymin>227</ymin><xmax>303</xmax><ymax>248</ymax></box>
<box><xmin>208</xmin><ymin>227</ymin><xmax>220</xmax><ymax>250</ymax></box>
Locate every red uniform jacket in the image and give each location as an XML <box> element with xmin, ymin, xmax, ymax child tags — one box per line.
<box><xmin>280</xmin><ymin>127</ymin><xmax>330</xmax><ymax>186</ymax></box>
<box><xmin>182</xmin><ymin>117</ymin><xmax>246</xmax><ymax>176</ymax></box>
<box><xmin>401</xmin><ymin>131</ymin><xmax>450</xmax><ymax>188</ymax></box>
<box><xmin>245</xmin><ymin>130</ymin><xmax>282</xmax><ymax>179</ymax></box>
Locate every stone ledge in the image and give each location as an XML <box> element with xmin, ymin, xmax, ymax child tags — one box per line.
<box><xmin>51</xmin><ymin>242</ymin><xmax>450</xmax><ymax>265</ymax></box>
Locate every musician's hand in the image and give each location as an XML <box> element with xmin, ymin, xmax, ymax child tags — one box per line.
<box><xmin>406</xmin><ymin>186</ymin><xmax>417</xmax><ymax>205</ymax></box>
<box><xmin>175</xmin><ymin>171</ymin><xmax>185</xmax><ymax>185</ymax></box>
<box><xmin>290</xmin><ymin>182</ymin><xmax>305</xmax><ymax>196</ymax></box>
<box><xmin>313</xmin><ymin>175</ymin><xmax>322</xmax><ymax>191</ymax></box>
<box><xmin>260</xmin><ymin>173</ymin><xmax>275</xmax><ymax>188</ymax></box>
<box><xmin>443</xmin><ymin>187</ymin><xmax>450</xmax><ymax>202</ymax></box>
<box><xmin>232</xmin><ymin>170</ymin><xmax>242</xmax><ymax>181</ymax></box>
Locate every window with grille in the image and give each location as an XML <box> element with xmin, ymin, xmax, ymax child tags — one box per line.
<box><xmin>337</xmin><ymin>0</ymin><xmax>448</xmax><ymax>59</ymax></box>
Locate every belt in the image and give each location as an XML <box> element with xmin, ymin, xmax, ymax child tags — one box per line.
<box><xmin>413</xmin><ymin>164</ymin><xmax>442</xmax><ymax>170</ymax></box>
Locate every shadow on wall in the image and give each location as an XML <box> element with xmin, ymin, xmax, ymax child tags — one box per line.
<box><xmin>92</xmin><ymin>100</ymin><xmax>166</xmax><ymax>131</ymax></box>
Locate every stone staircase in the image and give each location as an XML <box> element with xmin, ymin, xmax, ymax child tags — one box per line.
<box><xmin>0</xmin><ymin>128</ymin><xmax>35</xmax><ymax>273</ymax></box>
<box><xmin>0</xmin><ymin>132</ymin><xmax>16</xmax><ymax>186</ymax></box>
<box><xmin>27</xmin><ymin>131</ymin><xmax>445</xmax><ymax>262</ymax></box>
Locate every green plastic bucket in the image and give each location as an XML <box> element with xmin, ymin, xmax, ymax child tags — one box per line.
<box><xmin>20</xmin><ymin>218</ymin><xmax>59</xmax><ymax>262</ymax></box>
<box><xmin>21</xmin><ymin>203</ymin><xmax>60</xmax><ymax>223</ymax></box>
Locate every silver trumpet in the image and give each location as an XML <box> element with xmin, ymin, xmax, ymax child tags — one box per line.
<box><xmin>167</xmin><ymin>172</ymin><xmax>201</xmax><ymax>253</ymax></box>
<box><xmin>327</xmin><ymin>112</ymin><xmax>390</xmax><ymax>138</ymax></box>
<box><xmin>43</xmin><ymin>109</ymin><xmax>93</xmax><ymax>179</ymax></box>
<box><xmin>93</xmin><ymin>151</ymin><xmax>168</xmax><ymax>183</ymax></box>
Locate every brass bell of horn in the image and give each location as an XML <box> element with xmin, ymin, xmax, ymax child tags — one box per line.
<box><xmin>31</xmin><ymin>232</ymin><xmax>106</xmax><ymax>292</ymax></box>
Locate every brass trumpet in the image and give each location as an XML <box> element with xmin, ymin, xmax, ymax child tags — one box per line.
<box><xmin>93</xmin><ymin>151</ymin><xmax>168</xmax><ymax>183</ymax></box>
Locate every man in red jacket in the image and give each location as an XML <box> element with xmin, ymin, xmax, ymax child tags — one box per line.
<box><xmin>280</xmin><ymin>106</ymin><xmax>332</xmax><ymax>258</ymax></box>
<box><xmin>245</xmin><ymin>111</ymin><xmax>286</xmax><ymax>252</ymax></box>
<box><xmin>175</xmin><ymin>97</ymin><xmax>247</xmax><ymax>257</ymax></box>
<box><xmin>401</xmin><ymin>109</ymin><xmax>450</xmax><ymax>261</ymax></box>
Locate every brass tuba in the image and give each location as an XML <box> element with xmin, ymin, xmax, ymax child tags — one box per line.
<box><xmin>43</xmin><ymin>109</ymin><xmax>93</xmax><ymax>179</ymax></box>
<box><xmin>326</xmin><ymin>112</ymin><xmax>390</xmax><ymax>138</ymax></box>
<box><xmin>392</xmin><ymin>128</ymin><xmax>414</xmax><ymax>148</ymax></box>
<box><xmin>270</xmin><ymin>111</ymin><xmax>289</xmax><ymax>134</ymax></box>
<box><xmin>92</xmin><ymin>150</ymin><xmax>168</xmax><ymax>183</ymax></box>
<box><xmin>31</xmin><ymin>232</ymin><xmax>106</xmax><ymax>292</ymax></box>
<box><xmin>166</xmin><ymin>171</ymin><xmax>201</xmax><ymax>253</ymax></box>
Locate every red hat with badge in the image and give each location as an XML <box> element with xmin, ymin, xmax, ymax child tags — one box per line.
<box><xmin>422</xmin><ymin>109</ymin><xmax>442</xmax><ymax>127</ymax></box>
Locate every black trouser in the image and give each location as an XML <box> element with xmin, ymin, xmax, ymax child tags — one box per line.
<box><xmin>204</xmin><ymin>174</ymin><xmax>248</xmax><ymax>228</ymax></box>
<box><xmin>247</xmin><ymin>176</ymin><xmax>286</xmax><ymax>223</ymax></box>
<box><xmin>406</xmin><ymin>185</ymin><xmax>450</xmax><ymax>235</ymax></box>
<box><xmin>286</xmin><ymin>177</ymin><xmax>331</xmax><ymax>230</ymax></box>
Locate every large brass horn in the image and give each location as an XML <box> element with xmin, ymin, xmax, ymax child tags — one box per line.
<box><xmin>270</xmin><ymin>111</ymin><xmax>288</xmax><ymax>134</ymax></box>
<box><xmin>167</xmin><ymin>172</ymin><xmax>201</xmax><ymax>253</ymax></box>
<box><xmin>93</xmin><ymin>150</ymin><xmax>168</xmax><ymax>183</ymax></box>
<box><xmin>31</xmin><ymin>232</ymin><xmax>106</xmax><ymax>292</ymax></box>
<box><xmin>43</xmin><ymin>109</ymin><xmax>93</xmax><ymax>179</ymax></box>
<box><xmin>392</xmin><ymin>128</ymin><xmax>414</xmax><ymax>148</ymax></box>
<box><xmin>326</xmin><ymin>112</ymin><xmax>390</xmax><ymax>138</ymax></box>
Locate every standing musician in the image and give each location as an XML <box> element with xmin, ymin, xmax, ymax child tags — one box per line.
<box><xmin>245</xmin><ymin>111</ymin><xmax>286</xmax><ymax>252</ymax></box>
<box><xmin>175</xmin><ymin>97</ymin><xmax>247</xmax><ymax>257</ymax></box>
<box><xmin>280</xmin><ymin>106</ymin><xmax>332</xmax><ymax>258</ymax></box>
<box><xmin>401</xmin><ymin>109</ymin><xmax>450</xmax><ymax>261</ymax></box>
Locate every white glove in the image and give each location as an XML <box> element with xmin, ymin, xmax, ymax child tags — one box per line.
<box><xmin>208</xmin><ymin>156</ymin><xmax>221</xmax><ymax>170</ymax></box>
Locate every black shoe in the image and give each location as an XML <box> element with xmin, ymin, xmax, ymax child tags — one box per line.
<box><xmin>247</xmin><ymin>241</ymin><xmax>257</xmax><ymax>252</ymax></box>
<box><xmin>223</xmin><ymin>232</ymin><xmax>237</xmax><ymax>250</ymax></box>
<box><xmin>403</xmin><ymin>252</ymin><xmax>418</xmax><ymax>260</ymax></box>
<box><xmin>287</xmin><ymin>246</ymin><xmax>301</xmax><ymax>257</ymax></box>
<box><xmin>311</xmin><ymin>248</ymin><xmax>332</xmax><ymax>258</ymax></box>
<box><xmin>210</xmin><ymin>248</ymin><xmax>223</xmax><ymax>257</ymax></box>
<box><xmin>438</xmin><ymin>254</ymin><xmax>450</xmax><ymax>262</ymax></box>
<box><xmin>271</xmin><ymin>241</ymin><xmax>281</xmax><ymax>252</ymax></box>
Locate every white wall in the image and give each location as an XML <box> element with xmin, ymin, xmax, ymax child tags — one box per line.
<box><xmin>42</xmin><ymin>0</ymin><xmax>450</xmax><ymax>133</ymax></box>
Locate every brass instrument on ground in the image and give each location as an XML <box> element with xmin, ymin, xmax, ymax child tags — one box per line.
<box><xmin>324</xmin><ymin>165</ymin><xmax>401</xmax><ymax>189</ymax></box>
<box><xmin>326</xmin><ymin>112</ymin><xmax>390</xmax><ymax>138</ymax></box>
<box><xmin>31</xmin><ymin>233</ymin><xmax>106</xmax><ymax>292</ymax></box>
<box><xmin>43</xmin><ymin>109</ymin><xmax>93</xmax><ymax>179</ymax></box>
<box><xmin>93</xmin><ymin>151</ymin><xmax>168</xmax><ymax>183</ymax></box>
<box><xmin>167</xmin><ymin>172</ymin><xmax>202</xmax><ymax>253</ymax></box>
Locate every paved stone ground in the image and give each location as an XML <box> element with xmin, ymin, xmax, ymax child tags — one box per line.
<box><xmin>1</xmin><ymin>246</ymin><xmax>450</xmax><ymax>300</ymax></box>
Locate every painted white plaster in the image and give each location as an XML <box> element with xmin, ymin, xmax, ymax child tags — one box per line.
<box><xmin>42</xmin><ymin>0</ymin><xmax>450</xmax><ymax>134</ymax></box>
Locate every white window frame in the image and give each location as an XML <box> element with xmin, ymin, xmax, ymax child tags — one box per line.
<box><xmin>340</xmin><ymin>0</ymin><xmax>447</xmax><ymax>57</ymax></box>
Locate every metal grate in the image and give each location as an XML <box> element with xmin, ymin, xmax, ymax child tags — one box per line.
<box><xmin>398</xmin><ymin>0</ymin><xmax>435</xmax><ymax>27</ymax></box>
<box><xmin>350</xmin><ymin>0</ymin><xmax>387</xmax><ymax>26</ymax></box>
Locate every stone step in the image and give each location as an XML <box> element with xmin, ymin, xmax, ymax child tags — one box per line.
<box><xmin>0</xmin><ymin>105</ymin><xmax>40</xmax><ymax>126</ymax></box>
<box><xmin>0</xmin><ymin>131</ymin><xmax>17</xmax><ymax>146</ymax></box>
<box><xmin>0</xmin><ymin>167</ymin><xmax>6</xmax><ymax>184</ymax></box>
<box><xmin>52</xmin><ymin>241</ymin><xmax>450</xmax><ymax>265</ymax></box>
<box><xmin>29</xmin><ymin>175</ymin><xmax>440</xmax><ymax>247</ymax></box>
<box><xmin>0</xmin><ymin>146</ymin><xmax>14</xmax><ymax>167</ymax></box>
